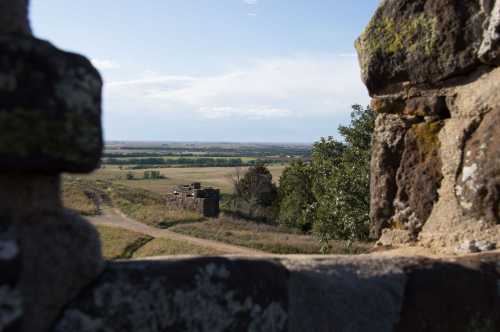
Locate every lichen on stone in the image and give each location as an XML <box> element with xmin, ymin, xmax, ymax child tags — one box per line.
<box><xmin>411</xmin><ymin>120</ymin><xmax>443</xmax><ymax>162</ymax></box>
<box><xmin>357</xmin><ymin>12</ymin><xmax>438</xmax><ymax>65</ymax></box>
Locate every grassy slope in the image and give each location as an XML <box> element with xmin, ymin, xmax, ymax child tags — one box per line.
<box><xmin>62</xmin><ymin>177</ymin><xmax>204</xmax><ymax>228</ymax></box>
<box><xmin>96</xmin><ymin>225</ymin><xmax>223</xmax><ymax>259</ymax></box>
<box><xmin>133</xmin><ymin>238</ymin><xmax>224</xmax><ymax>257</ymax></box>
<box><xmin>107</xmin><ymin>183</ymin><xmax>204</xmax><ymax>228</ymax></box>
<box><xmin>96</xmin><ymin>225</ymin><xmax>153</xmax><ymax>259</ymax></box>
<box><xmin>62</xmin><ymin>180</ymin><xmax>101</xmax><ymax>216</ymax></box>
<box><xmin>171</xmin><ymin>216</ymin><xmax>372</xmax><ymax>255</ymax></box>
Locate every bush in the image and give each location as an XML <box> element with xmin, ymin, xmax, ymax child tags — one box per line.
<box><xmin>231</xmin><ymin>164</ymin><xmax>279</xmax><ymax>222</ymax></box>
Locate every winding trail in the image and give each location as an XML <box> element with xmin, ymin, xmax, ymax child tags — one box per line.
<box><xmin>88</xmin><ymin>209</ymin><xmax>268</xmax><ymax>256</ymax></box>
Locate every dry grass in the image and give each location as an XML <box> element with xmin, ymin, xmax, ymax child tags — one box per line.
<box><xmin>62</xmin><ymin>177</ymin><xmax>203</xmax><ymax>228</ymax></box>
<box><xmin>61</xmin><ymin>178</ymin><xmax>109</xmax><ymax>216</ymax></box>
<box><xmin>171</xmin><ymin>216</ymin><xmax>373</xmax><ymax>255</ymax></box>
<box><xmin>108</xmin><ymin>184</ymin><xmax>204</xmax><ymax>228</ymax></box>
<box><xmin>133</xmin><ymin>238</ymin><xmax>224</xmax><ymax>258</ymax></box>
<box><xmin>85</xmin><ymin>165</ymin><xmax>286</xmax><ymax>195</ymax></box>
<box><xmin>96</xmin><ymin>225</ymin><xmax>223</xmax><ymax>259</ymax></box>
<box><xmin>96</xmin><ymin>225</ymin><xmax>153</xmax><ymax>260</ymax></box>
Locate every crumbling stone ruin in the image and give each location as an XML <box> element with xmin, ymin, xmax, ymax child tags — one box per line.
<box><xmin>356</xmin><ymin>0</ymin><xmax>500</xmax><ymax>254</ymax></box>
<box><xmin>169</xmin><ymin>182</ymin><xmax>220</xmax><ymax>217</ymax></box>
<box><xmin>0</xmin><ymin>1</ymin><xmax>499</xmax><ymax>332</ymax></box>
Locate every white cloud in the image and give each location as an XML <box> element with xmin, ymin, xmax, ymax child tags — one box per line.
<box><xmin>105</xmin><ymin>54</ymin><xmax>369</xmax><ymax>121</ymax></box>
<box><xmin>91</xmin><ymin>59</ymin><xmax>121</xmax><ymax>70</ymax></box>
<box><xmin>243</xmin><ymin>0</ymin><xmax>258</xmax><ymax>4</ymax></box>
<box><xmin>197</xmin><ymin>106</ymin><xmax>291</xmax><ymax>120</ymax></box>
<box><xmin>247</xmin><ymin>12</ymin><xmax>257</xmax><ymax>17</ymax></box>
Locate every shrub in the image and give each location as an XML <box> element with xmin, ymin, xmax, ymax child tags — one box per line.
<box><xmin>231</xmin><ymin>164</ymin><xmax>279</xmax><ymax>222</ymax></box>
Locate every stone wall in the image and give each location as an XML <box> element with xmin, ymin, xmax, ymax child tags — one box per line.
<box><xmin>1</xmin><ymin>1</ymin><xmax>499</xmax><ymax>332</ymax></box>
<box><xmin>356</xmin><ymin>0</ymin><xmax>500</xmax><ymax>253</ymax></box>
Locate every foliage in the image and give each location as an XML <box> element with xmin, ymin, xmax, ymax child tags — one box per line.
<box><xmin>278</xmin><ymin>104</ymin><xmax>375</xmax><ymax>242</ymax></box>
<box><xmin>231</xmin><ymin>164</ymin><xmax>279</xmax><ymax>222</ymax></box>
<box><xmin>277</xmin><ymin>161</ymin><xmax>315</xmax><ymax>232</ymax></box>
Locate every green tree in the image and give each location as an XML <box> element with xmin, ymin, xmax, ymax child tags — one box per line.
<box><xmin>276</xmin><ymin>104</ymin><xmax>375</xmax><ymax>243</ymax></box>
<box><xmin>278</xmin><ymin>161</ymin><xmax>315</xmax><ymax>232</ymax></box>
<box><xmin>232</xmin><ymin>164</ymin><xmax>279</xmax><ymax>222</ymax></box>
<box><xmin>312</xmin><ymin>104</ymin><xmax>375</xmax><ymax>241</ymax></box>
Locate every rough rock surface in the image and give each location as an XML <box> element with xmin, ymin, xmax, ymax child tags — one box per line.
<box><xmin>358</xmin><ymin>0</ymin><xmax>500</xmax><ymax>251</ymax></box>
<box><xmin>370</xmin><ymin>114</ymin><xmax>416</xmax><ymax>237</ymax></box>
<box><xmin>479</xmin><ymin>0</ymin><xmax>500</xmax><ymax>65</ymax></box>
<box><xmin>456</xmin><ymin>109</ymin><xmax>500</xmax><ymax>224</ymax></box>
<box><xmin>356</xmin><ymin>0</ymin><xmax>486</xmax><ymax>96</ymax></box>
<box><xmin>50</xmin><ymin>255</ymin><xmax>500</xmax><ymax>332</ymax></box>
<box><xmin>0</xmin><ymin>35</ymin><xmax>103</xmax><ymax>173</ymax></box>
<box><xmin>53</xmin><ymin>258</ymin><xmax>289</xmax><ymax>332</ymax></box>
<box><xmin>392</xmin><ymin>120</ymin><xmax>444</xmax><ymax>236</ymax></box>
<box><xmin>283</xmin><ymin>256</ymin><xmax>407</xmax><ymax>332</ymax></box>
<box><xmin>0</xmin><ymin>175</ymin><xmax>104</xmax><ymax>332</ymax></box>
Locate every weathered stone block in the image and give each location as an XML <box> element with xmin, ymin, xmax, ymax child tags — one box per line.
<box><xmin>0</xmin><ymin>35</ymin><xmax>103</xmax><ymax>173</ymax></box>
<box><xmin>395</xmin><ymin>259</ymin><xmax>500</xmax><ymax>332</ymax></box>
<box><xmin>392</xmin><ymin>120</ymin><xmax>444</xmax><ymax>236</ymax></box>
<box><xmin>370</xmin><ymin>114</ymin><xmax>418</xmax><ymax>238</ymax></box>
<box><xmin>10</xmin><ymin>211</ymin><xmax>104</xmax><ymax>332</ymax></box>
<box><xmin>456</xmin><ymin>109</ymin><xmax>500</xmax><ymax>224</ymax></box>
<box><xmin>356</xmin><ymin>0</ymin><xmax>486</xmax><ymax>95</ymax></box>
<box><xmin>479</xmin><ymin>0</ymin><xmax>500</xmax><ymax>65</ymax></box>
<box><xmin>30</xmin><ymin>253</ymin><xmax>500</xmax><ymax>332</ymax></box>
<box><xmin>284</xmin><ymin>256</ymin><xmax>407</xmax><ymax>332</ymax></box>
<box><xmin>52</xmin><ymin>258</ymin><xmax>288</xmax><ymax>332</ymax></box>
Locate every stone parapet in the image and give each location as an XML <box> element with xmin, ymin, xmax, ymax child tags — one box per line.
<box><xmin>51</xmin><ymin>254</ymin><xmax>500</xmax><ymax>332</ymax></box>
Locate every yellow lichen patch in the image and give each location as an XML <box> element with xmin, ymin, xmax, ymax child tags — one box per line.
<box><xmin>359</xmin><ymin>13</ymin><xmax>438</xmax><ymax>58</ymax></box>
<box><xmin>411</xmin><ymin>121</ymin><xmax>443</xmax><ymax>162</ymax></box>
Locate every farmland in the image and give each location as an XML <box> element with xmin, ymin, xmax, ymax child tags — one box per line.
<box><xmin>61</xmin><ymin>141</ymin><xmax>371</xmax><ymax>258</ymax></box>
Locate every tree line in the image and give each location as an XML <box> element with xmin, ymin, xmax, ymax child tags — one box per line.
<box><xmin>103</xmin><ymin>157</ymin><xmax>284</xmax><ymax>168</ymax></box>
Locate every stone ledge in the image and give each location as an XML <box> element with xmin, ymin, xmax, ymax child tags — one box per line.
<box><xmin>48</xmin><ymin>254</ymin><xmax>500</xmax><ymax>332</ymax></box>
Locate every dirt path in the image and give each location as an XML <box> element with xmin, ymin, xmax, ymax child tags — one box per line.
<box><xmin>88</xmin><ymin>209</ymin><xmax>268</xmax><ymax>256</ymax></box>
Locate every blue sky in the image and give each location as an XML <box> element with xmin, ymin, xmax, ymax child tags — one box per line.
<box><xmin>31</xmin><ymin>1</ymin><xmax>379</xmax><ymax>143</ymax></box>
